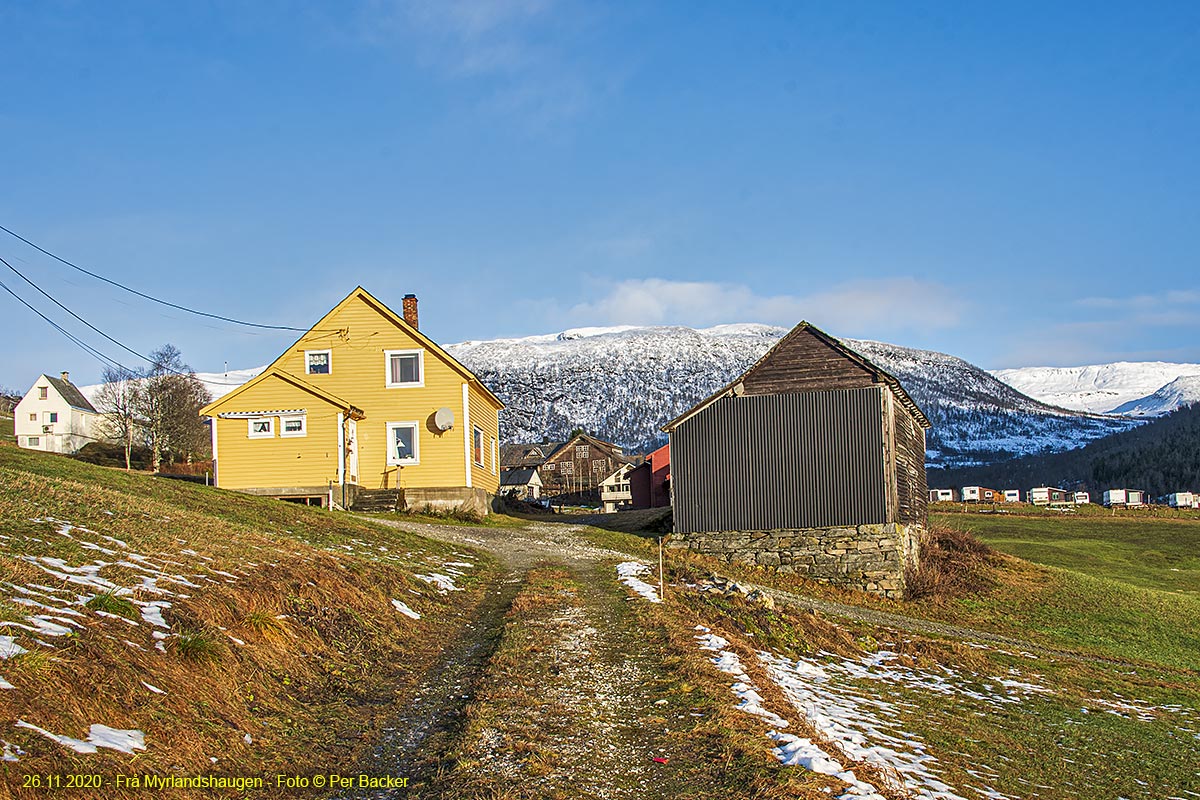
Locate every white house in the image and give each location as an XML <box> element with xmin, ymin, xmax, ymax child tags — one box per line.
<box><xmin>14</xmin><ymin>372</ymin><xmax>102</xmax><ymax>454</ymax></box>
<box><xmin>1073</xmin><ymin>491</ymin><xmax>1090</xmax><ymax>505</ymax></box>
<box><xmin>499</xmin><ymin>466</ymin><xmax>543</xmax><ymax>501</ymax></box>
<box><xmin>599</xmin><ymin>463</ymin><xmax>636</xmax><ymax>513</ymax></box>
<box><xmin>928</xmin><ymin>488</ymin><xmax>955</xmax><ymax>502</ymax></box>
<box><xmin>1003</xmin><ymin>489</ymin><xmax>1022</xmax><ymax>503</ymax></box>
<box><xmin>1102</xmin><ymin>489</ymin><xmax>1127</xmax><ymax>507</ymax></box>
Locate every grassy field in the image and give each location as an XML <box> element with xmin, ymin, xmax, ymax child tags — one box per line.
<box><xmin>932</xmin><ymin>510</ymin><xmax>1200</xmax><ymax>594</ymax></box>
<box><xmin>0</xmin><ymin>413</ymin><xmax>13</xmax><ymax>442</ymax></box>
<box><xmin>578</xmin><ymin>515</ymin><xmax>1200</xmax><ymax>799</ymax></box>
<box><xmin>0</xmin><ymin>442</ymin><xmax>497</xmax><ymax>797</ymax></box>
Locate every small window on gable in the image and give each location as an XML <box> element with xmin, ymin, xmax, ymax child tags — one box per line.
<box><xmin>48</xmin><ymin>412</ymin><xmax>58</xmax><ymax>423</ymax></box>
<box><xmin>543</xmin><ymin>462</ymin><xmax>555</xmax><ymax>471</ymax></box>
<box><xmin>576</xmin><ymin>444</ymin><xmax>589</xmax><ymax>459</ymax></box>
<box><xmin>473</xmin><ymin>426</ymin><xmax>484</xmax><ymax>466</ymax></box>
<box><xmin>280</xmin><ymin>416</ymin><xmax>307</xmax><ymax>437</ymax></box>
<box><xmin>38</xmin><ymin>387</ymin><xmax>48</xmax><ymax>399</ymax></box>
<box><xmin>387</xmin><ymin>421</ymin><xmax>419</xmax><ymax>465</ymax></box>
<box><xmin>561</xmin><ymin>460</ymin><xmax>574</xmax><ymax>474</ymax></box>
<box><xmin>385</xmin><ymin>350</ymin><xmax>423</xmax><ymax>388</ymax></box>
<box><xmin>29</xmin><ymin>413</ymin><xmax>36</xmax><ymax>421</ymax></box>
<box><xmin>306</xmin><ymin>350</ymin><xmax>331</xmax><ymax>375</ymax></box>
<box><xmin>248</xmin><ymin>417</ymin><xmax>274</xmax><ymax>439</ymax></box>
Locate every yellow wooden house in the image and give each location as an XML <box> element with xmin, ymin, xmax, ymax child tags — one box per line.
<box><xmin>199</xmin><ymin>287</ymin><xmax>503</xmax><ymax>512</ymax></box>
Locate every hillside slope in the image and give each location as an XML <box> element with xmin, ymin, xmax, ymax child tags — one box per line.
<box><xmin>928</xmin><ymin>401</ymin><xmax>1200</xmax><ymax>495</ymax></box>
<box><xmin>1109</xmin><ymin>374</ymin><xmax>1200</xmax><ymax>416</ymax></box>
<box><xmin>0</xmin><ymin>444</ymin><xmax>494</xmax><ymax>788</ymax></box>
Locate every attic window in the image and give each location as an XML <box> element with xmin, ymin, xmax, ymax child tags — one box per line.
<box><xmin>248</xmin><ymin>417</ymin><xmax>274</xmax><ymax>439</ymax></box>
<box><xmin>385</xmin><ymin>350</ymin><xmax>424</xmax><ymax>388</ymax></box>
<box><xmin>38</xmin><ymin>387</ymin><xmax>48</xmax><ymax>399</ymax></box>
<box><xmin>305</xmin><ymin>350</ymin><xmax>331</xmax><ymax>375</ymax></box>
<box><xmin>280</xmin><ymin>416</ymin><xmax>307</xmax><ymax>437</ymax></box>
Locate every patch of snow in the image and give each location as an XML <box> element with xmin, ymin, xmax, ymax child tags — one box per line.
<box><xmin>15</xmin><ymin>720</ymin><xmax>146</xmax><ymax>755</ymax></box>
<box><xmin>390</xmin><ymin>599</ymin><xmax>421</xmax><ymax>620</ymax></box>
<box><xmin>0</xmin><ymin>636</ymin><xmax>28</xmax><ymax>659</ymax></box>
<box><xmin>3</xmin><ymin>740</ymin><xmax>22</xmax><ymax>762</ymax></box>
<box><xmin>615</xmin><ymin>562</ymin><xmax>662</xmax><ymax>603</ymax></box>
<box><xmin>140</xmin><ymin>681</ymin><xmax>165</xmax><ymax>695</ymax></box>
<box><xmin>414</xmin><ymin>573</ymin><xmax>462</xmax><ymax>593</ymax></box>
<box><xmin>0</xmin><ymin>676</ymin><xmax>14</xmax><ymax>689</ymax></box>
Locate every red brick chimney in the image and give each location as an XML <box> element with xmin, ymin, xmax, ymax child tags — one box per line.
<box><xmin>402</xmin><ymin>294</ymin><xmax>418</xmax><ymax>329</ymax></box>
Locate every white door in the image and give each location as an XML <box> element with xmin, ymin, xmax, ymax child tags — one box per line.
<box><xmin>346</xmin><ymin>420</ymin><xmax>358</xmax><ymax>483</ymax></box>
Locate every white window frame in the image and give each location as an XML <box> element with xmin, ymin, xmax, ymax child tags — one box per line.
<box><xmin>384</xmin><ymin>349</ymin><xmax>425</xmax><ymax>388</ymax></box>
<box><xmin>247</xmin><ymin>417</ymin><xmax>275</xmax><ymax>439</ymax></box>
<box><xmin>279</xmin><ymin>415</ymin><xmax>307</xmax><ymax>438</ymax></box>
<box><xmin>473</xmin><ymin>426</ymin><xmax>485</xmax><ymax>467</ymax></box>
<box><xmin>27</xmin><ymin>436</ymin><xmax>40</xmax><ymax>447</ymax></box>
<box><xmin>304</xmin><ymin>349</ymin><xmax>332</xmax><ymax>375</ymax></box>
<box><xmin>386</xmin><ymin>421</ymin><xmax>420</xmax><ymax>466</ymax></box>
<box><xmin>38</xmin><ymin>387</ymin><xmax>48</xmax><ymax>399</ymax></box>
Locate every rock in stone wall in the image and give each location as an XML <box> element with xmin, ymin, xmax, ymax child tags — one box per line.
<box><xmin>667</xmin><ymin>523</ymin><xmax>921</xmax><ymax>599</ymax></box>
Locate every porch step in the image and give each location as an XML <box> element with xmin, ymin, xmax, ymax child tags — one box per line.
<box><xmin>351</xmin><ymin>489</ymin><xmax>404</xmax><ymax>513</ymax></box>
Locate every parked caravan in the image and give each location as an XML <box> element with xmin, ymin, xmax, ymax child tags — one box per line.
<box><xmin>1168</xmin><ymin>492</ymin><xmax>1194</xmax><ymax>509</ymax></box>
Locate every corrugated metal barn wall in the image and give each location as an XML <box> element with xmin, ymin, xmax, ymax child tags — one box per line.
<box><xmin>671</xmin><ymin>387</ymin><xmax>889</xmax><ymax>534</ymax></box>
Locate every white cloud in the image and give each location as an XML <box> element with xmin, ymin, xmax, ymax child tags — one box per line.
<box><xmin>568</xmin><ymin>277</ymin><xmax>964</xmax><ymax>336</ymax></box>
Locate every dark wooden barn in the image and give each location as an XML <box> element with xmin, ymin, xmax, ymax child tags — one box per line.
<box><xmin>662</xmin><ymin>321</ymin><xmax>930</xmax><ymax>597</ymax></box>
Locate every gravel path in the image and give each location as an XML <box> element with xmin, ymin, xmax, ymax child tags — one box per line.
<box><xmin>371</xmin><ymin>515</ymin><xmax>1137</xmax><ymax>667</ymax></box>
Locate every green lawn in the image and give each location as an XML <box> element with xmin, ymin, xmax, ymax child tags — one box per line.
<box><xmin>0</xmin><ymin>413</ymin><xmax>13</xmax><ymax>441</ymax></box>
<box><xmin>933</xmin><ymin>511</ymin><xmax>1200</xmax><ymax>595</ymax></box>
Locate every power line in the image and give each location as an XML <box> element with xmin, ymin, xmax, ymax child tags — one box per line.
<box><xmin>0</xmin><ymin>222</ymin><xmax>307</xmax><ymax>332</ymax></box>
<box><xmin>0</xmin><ymin>258</ymin><xmax>254</xmax><ymax>385</ymax></box>
<box><xmin>1</xmin><ymin>253</ymin><xmax>161</xmax><ymax>370</ymax></box>
<box><xmin>0</xmin><ymin>277</ymin><xmax>129</xmax><ymax>372</ymax></box>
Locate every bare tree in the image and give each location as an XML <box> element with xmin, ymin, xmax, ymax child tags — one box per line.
<box><xmin>93</xmin><ymin>365</ymin><xmax>142</xmax><ymax>470</ymax></box>
<box><xmin>137</xmin><ymin>345</ymin><xmax>211</xmax><ymax>471</ymax></box>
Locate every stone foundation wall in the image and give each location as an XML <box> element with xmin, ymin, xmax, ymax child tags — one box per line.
<box><xmin>667</xmin><ymin>522</ymin><xmax>921</xmax><ymax>598</ymax></box>
<box><xmin>403</xmin><ymin>486</ymin><xmax>491</xmax><ymax>517</ymax></box>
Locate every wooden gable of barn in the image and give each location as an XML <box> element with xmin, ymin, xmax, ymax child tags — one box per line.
<box><xmin>737</xmin><ymin>325</ymin><xmax>878</xmax><ymax>396</ymax></box>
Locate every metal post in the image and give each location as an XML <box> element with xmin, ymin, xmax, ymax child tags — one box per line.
<box><xmin>658</xmin><ymin>537</ymin><xmax>665</xmax><ymax>601</ymax></box>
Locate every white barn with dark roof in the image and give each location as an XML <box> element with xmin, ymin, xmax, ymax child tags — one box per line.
<box><xmin>14</xmin><ymin>372</ymin><xmax>102</xmax><ymax>454</ymax></box>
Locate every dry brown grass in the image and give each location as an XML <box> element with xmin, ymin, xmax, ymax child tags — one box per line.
<box><xmin>0</xmin><ymin>446</ymin><xmax>497</xmax><ymax>799</ymax></box>
<box><xmin>904</xmin><ymin>523</ymin><xmax>999</xmax><ymax>600</ymax></box>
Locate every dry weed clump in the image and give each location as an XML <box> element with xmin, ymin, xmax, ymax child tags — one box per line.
<box><xmin>905</xmin><ymin>523</ymin><xmax>998</xmax><ymax>600</ymax></box>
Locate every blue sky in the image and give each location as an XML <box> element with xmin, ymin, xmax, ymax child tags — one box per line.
<box><xmin>3</xmin><ymin>1</ymin><xmax>1199</xmax><ymax>388</ymax></box>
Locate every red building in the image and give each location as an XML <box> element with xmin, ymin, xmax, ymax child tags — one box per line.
<box><xmin>630</xmin><ymin>443</ymin><xmax>671</xmax><ymax>509</ymax></box>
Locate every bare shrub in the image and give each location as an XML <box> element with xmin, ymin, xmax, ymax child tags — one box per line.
<box><xmin>905</xmin><ymin>524</ymin><xmax>996</xmax><ymax>600</ymax></box>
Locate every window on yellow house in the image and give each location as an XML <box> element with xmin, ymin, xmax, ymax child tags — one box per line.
<box><xmin>387</xmin><ymin>421</ymin><xmax>419</xmax><ymax>465</ymax></box>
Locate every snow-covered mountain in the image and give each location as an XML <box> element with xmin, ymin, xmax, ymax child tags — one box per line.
<box><xmin>991</xmin><ymin>362</ymin><xmax>1200</xmax><ymax>414</ymax></box>
<box><xmin>1108</xmin><ymin>374</ymin><xmax>1200</xmax><ymax>417</ymax></box>
<box><xmin>446</xmin><ymin>325</ymin><xmax>1136</xmax><ymax>468</ymax></box>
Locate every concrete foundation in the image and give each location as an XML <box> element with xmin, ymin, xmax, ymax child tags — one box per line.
<box><xmin>667</xmin><ymin>522</ymin><xmax>921</xmax><ymax>599</ymax></box>
<box><xmin>403</xmin><ymin>486</ymin><xmax>491</xmax><ymax>517</ymax></box>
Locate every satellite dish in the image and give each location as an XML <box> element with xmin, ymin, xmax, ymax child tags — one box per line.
<box><xmin>434</xmin><ymin>407</ymin><xmax>455</xmax><ymax>432</ymax></box>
